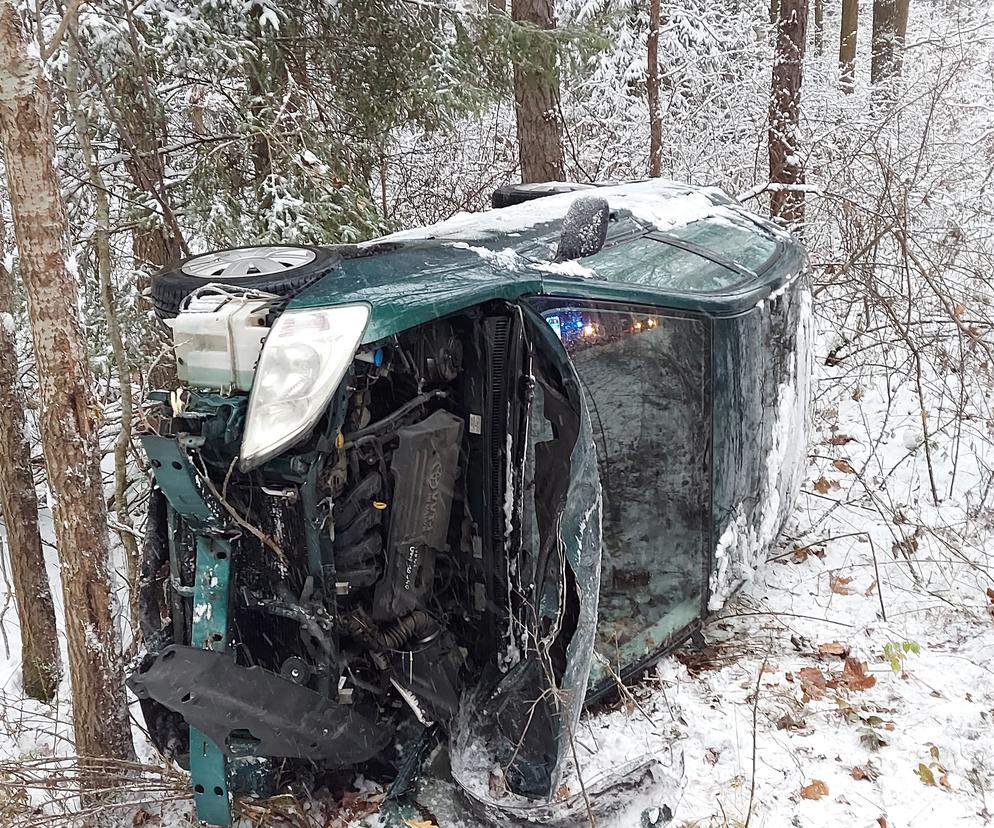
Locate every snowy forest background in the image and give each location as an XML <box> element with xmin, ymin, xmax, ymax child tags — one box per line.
<box><xmin>1</xmin><ymin>0</ymin><xmax>994</xmax><ymax>826</ymax></box>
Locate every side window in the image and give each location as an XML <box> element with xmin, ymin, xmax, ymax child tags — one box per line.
<box><xmin>539</xmin><ymin>304</ymin><xmax>711</xmax><ymax>684</ymax></box>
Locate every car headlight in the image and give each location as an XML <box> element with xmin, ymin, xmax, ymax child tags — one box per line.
<box><xmin>240</xmin><ymin>304</ymin><xmax>370</xmax><ymax>470</ymax></box>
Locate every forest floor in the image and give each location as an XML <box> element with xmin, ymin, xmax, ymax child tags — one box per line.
<box><xmin>2</xmin><ymin>322</ymin><xmax>993</xmax><ymax>828</ymax></box>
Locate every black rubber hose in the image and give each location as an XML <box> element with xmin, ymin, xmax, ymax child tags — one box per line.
<box><xmin>342</xmin><ymin>391</ymin><xmax>449</xmax><ymax>447</ymax></box>
<box><xmin>346</xmin><ymin>610</ymin><xmax>440</xmax><ymax>651</ymax></box>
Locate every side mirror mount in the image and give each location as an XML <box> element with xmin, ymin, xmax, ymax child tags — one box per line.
<box><xmin>555</xmin><ymin>196</ymin><xmax>611</xmax><ymax>262</ymax></box>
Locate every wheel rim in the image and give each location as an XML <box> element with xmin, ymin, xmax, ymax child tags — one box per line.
<box><xmin>181</xmin><ymin>246</ymin><xmax>317</xmax><ymax>279</ymax></box>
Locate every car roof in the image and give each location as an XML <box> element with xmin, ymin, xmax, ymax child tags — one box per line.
<box><xmin>289</xmin><ymin>179</ymin><xmax>808</xmax><ymax>344</ymax></box>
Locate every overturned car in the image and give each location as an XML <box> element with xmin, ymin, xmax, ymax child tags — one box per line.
<box><xmin>129</xmin><ymin>180</ymin><xmax>812</xmax><ymax>826</ymax></box>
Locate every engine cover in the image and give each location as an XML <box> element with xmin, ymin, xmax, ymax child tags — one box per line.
<box><xmin>373</xmin><ymin>409</ymin><xmax>464</xmax><ymax>620</ymax></box>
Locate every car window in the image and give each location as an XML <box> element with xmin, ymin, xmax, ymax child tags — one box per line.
<box><xmin>537</xmin><ymin>302</ymin><xmax>711</xmax><ymax>686</ymax></box>
<box><xmin>585</xmin><ymin>237</ymin><xmax>740</xmax><ymax>292</ymax></box>
<box><xmin>661</xmin><ymin>211</ymin><xmax>777</xmax><ymax>272</ymax></box>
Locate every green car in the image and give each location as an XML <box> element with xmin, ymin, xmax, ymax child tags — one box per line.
<box><xmin>129</xmin><ymin>180</ymin><xmax>811</xmax><ymax>825</ymax></box>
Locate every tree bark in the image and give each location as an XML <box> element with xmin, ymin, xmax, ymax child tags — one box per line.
<box><xmin>0</xmin><ymin>224</ymin><xmax>60</xmax><ymax>703</ymax></box>
<box><xmin>839</xmin><ymin>0</ymin><xmax>858</xmax><ymax>92</ymax></box>
<box><xmin>512</xmin><ymin>0</ymin><xmax>565</xmax><ymax>183</ymax></box>
<box><xmin>813</xmin><ymin>0</ymin><xmax>824</xmax><ymax>54</ymax></box>
<box><xmin>871</xmin><ymin>0</ymin><xmax>910</xmax><ymax>88</ymax></box>
<box><xmin>769</xmin><ymin>0</ymin><xmax>807</xmax><ymax>225</ymax></box>
<box><xmin>647</xmin><ymin>0</ymin><xmax>663</xmax><ymax>178</ymax></box>
<box><xmin>0</xmin><ymin>1</ymin><xmax>134</xmax><ymax>762</ymax></box>
<box><xmin>66</xmin><ymin>33</ymin><xmax>142</xmax><ymax>646</ymax></box>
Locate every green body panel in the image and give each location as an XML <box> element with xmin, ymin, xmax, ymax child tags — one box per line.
<box><xmin>142</xmin><ymin>437</ymin><xmax>234</xmax><ymax>827</ymax></box>
<box><xmin>289</xmin><ymin>185</ymin><xmax>807</xmax><ymax>342</ymax></box>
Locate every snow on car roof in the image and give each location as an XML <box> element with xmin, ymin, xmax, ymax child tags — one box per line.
<box><xmin>372</xmin><ymin>179</ymin><xmax>769</xmax><ymax>245</ymax></box>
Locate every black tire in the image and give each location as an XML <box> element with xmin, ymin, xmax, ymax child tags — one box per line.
<box><xmin>150</xmin><ymin>244</ymin><xmax>341</xmax><ymax>319</ymax></box>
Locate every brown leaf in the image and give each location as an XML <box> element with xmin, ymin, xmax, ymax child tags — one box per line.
<box><xmin>132</xmin><ymin>810</ymin><xmax>160</xmax><ymax>828</ymax></box>
<box><xmin>840</xmin><ymin>657</ymin><xmax>877</xmax><ymax>691</ymax></box>
<box><xmin>813</xmin><ymin>477</ymin><xmax>832</xmax><ymax>494</ymax></box>
<box><xmin>877</xmin><ymin>817</ymin><xmax>889</xmax><ymax>828</ymax></box>
<box><xmin>851</xmin><ymin>762</ymin><xmax>880</xmax><ymax>781</ymax></box>
<box><xmin>833</xmin><ymin>458</ymin><xmax>856</xmax><ymax>474</ymax></box>
<box><xmin>555</xmin><ymin>784</ymin><xmax>571</xmax><ymax>801</ymax></box>
<box><xmin>830</xmin><ymin>573</ymin><xmax>854</xmax><ymax>595</ymax></box>
<box><xmin>916</xmin><ymin>763</ymin><xmax>936</xmax><ymax>786</ymax></box>
<box><xmin>800</xmin><ymin>779</ymin><xmax>829</xmax><ymax>800</ymax></box>
<box><xmin>818</xmin><ymin>641</ymin><xmax>848</xmax><ymax>657</ymax></box>
<box><xmin>864</xmin><ymin>579</ymin><xmax>878</xmax><ymax>597</ymax></box>
<box><xmin>827</xmin><ymin>434</ymin><xmax>854</xmax><ymax>445</ymax></box>
<box><xmin>798</xmin><ymin>667</ymin><xmax>827</xmax><ymax>702</ymax></box>
<box><xmin>777</xmin><ymin>713</ymin><xmax>806</xmax><ymax>731</ymax></box>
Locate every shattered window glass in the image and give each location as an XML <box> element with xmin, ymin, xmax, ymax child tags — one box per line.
<box><xmin>539</xmin><ymin>303</ymin><xmax>711</xmax><ymax>685</ymax></box>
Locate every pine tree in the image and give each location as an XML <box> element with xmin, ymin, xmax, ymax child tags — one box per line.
<box><xmin>769</xmin><ymin>0</ymin><xmax>808</xmax><ymax>224</ymax></box>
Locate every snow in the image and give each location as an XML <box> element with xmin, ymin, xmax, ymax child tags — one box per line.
<box><xmin>372</xmin><ymin>180</ymin><xmax>748</xmax><ymax>247</ymax></box>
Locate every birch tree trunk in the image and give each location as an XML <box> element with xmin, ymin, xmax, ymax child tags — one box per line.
<box><xmin>512</xmin><ymin>0</ymin><xmax>565</xmax><ymax>183</ymax></box>
<box><xmin>0</xmin><ymin>221</ymin><xmax>60</xmax><ymax>703</ymax></box>
<box><xmin>839</xmin><ymin>0</ymin><xmax>859</xmax><ymax>92</ymax></box>
<box><xmin>0</xmin><ymin>1</ymin><xmax>134</xmax><ymax>761</ymax></box>
<box><xmin>647</xmin><ymin>0</ymin><xmax>663</xmax><ymax>178</ymax></box>
<box><xmin>769</xmin><ymin>0</ymin><xmax>808</xmax><ymax>225</ymax></box>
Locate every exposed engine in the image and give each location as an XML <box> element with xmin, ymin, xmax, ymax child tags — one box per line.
<box><xmin>133</xmin><ymin>309</ymin><xmax>525</xmax><ymax>783</ymax></box>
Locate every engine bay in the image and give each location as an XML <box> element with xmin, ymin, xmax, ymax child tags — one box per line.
<box><xmin>131</xmin><ymin>300</ymin><xmax>591</xmax><ymax>802</ymax></box>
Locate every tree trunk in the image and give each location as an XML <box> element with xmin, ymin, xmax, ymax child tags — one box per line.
<box><xmin>0</xmin><ymin>1</ymin><xmax>134</xmax><ymax>762</ymax></box>
<box><xmin>871</xmin><ymin>0</ymin><xmax>910</xmax><ymax>88</ymax></box>
<box><xmin>512</xmin><ymin>0</ymin><xmax>564</xmax><ymax>183</ymax></box>
<box><xmin>0</xmin><ymin>226</ymin><xmax>60</xmax><ymax>703</ymax></box>
<box><xmin>66</xmin><ymin>33</ymin><xmax>142</xmax><ymax>647</ymax></box>
<box><xmin>647</xmin><ymin>0</ymin><xmax>663</xmax><ymax>178</ymax></box>
<box><xmin>839</xmin><ymin>0</ymin><xmax>858</xmax><ymax>92</ymax></box>
<box><xmin>813</xmin><ymin>0</ymin><xmax>824</xmax><ymax>54</ymax></box>
<box><xmin>769</xmin><ymin>0</ymin><xmax>808</xmax><ymax>225</ymax></box>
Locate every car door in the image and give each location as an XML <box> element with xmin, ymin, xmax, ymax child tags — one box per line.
<box><xmin>528</xmin><ymin>298</ymin><xmax>712</xmax><ymax>695</ymax></box>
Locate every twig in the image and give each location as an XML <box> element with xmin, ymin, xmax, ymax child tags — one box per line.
<box><xmin>744</xmin><ymin>654</ymin><xmax>768</xmax><ymax>828</ymax></box>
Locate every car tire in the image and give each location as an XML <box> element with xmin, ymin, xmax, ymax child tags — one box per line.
<box><xmin>150</xmin><ymin>244</ymin><xmax>341</xmax><ymax>319</ymax></box>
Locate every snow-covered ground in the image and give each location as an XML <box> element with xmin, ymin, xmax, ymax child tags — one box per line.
<box><xmin>3</xmin><ymin>301</ymin><xmax>993</xmax><ymax>828</ymax></box>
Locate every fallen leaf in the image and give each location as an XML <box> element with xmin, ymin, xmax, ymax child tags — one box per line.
<box><xmin>877</xmin><ymin>817</ymin><xmax>889</xmax><ymax>828</ymax></box>
<box><xmin>704</xmin><ymin>747</ymin><xmax>720</xmax><ymax>765</ymax></box>
<box><xmin>800</xmin><ymin>779</ymin><xmax>829</xmax><ymax>800</ymax></box>
<box><xmin>798</xmin><ymin>667</ymin><xmax>827</xmax><ymax>702</ymax></box>
<box><xmin>833</xmin><ymin>458</ymin><xmax>856</xmax><ymax>474</ymax></box>
<box><xmin>830</xmin><ymin>573</ymin><xmax>855</xmax><ymax>595</ymax></box>
<box><xmin>827</xmin><ymin>434</ymin><xmax>854</xmax><ymax>445</ymax></box>
<box><xmin>860</xmin><ymin>728</ymin><xmax>888</xmax><ymax>751</ymax></box>
<box><xmin>762</xmin><ymin>662</ymin><xmax>778</xmax><ymax>674</ymax></box>
<box><xmin>864</xmin><ymin>579</ymin><xmax>878</xmax><ymax>597</ymax></box>
<box><xmin>813</xmin><ymin>477</ymin><xmax>832</xmax><ymax>494</ymax></box>
<box><xmin>132</xmin><ymin>810</ymin><xmax>160</xmax><ymax>828</ymax></box>
<box><xmin>777</xmin><ymin>713</ymin><xmax>806</xmax><ymax>731</ymax></box>
<box><xmin>837</xmin><ymin>657</ymin><xmax>877</xmax><ymax>691</ymax></box>
<box><xmin>818</xmin><ymin>641</ymin><xmax>848</xmax><ymax>657</ymax></box>
<box><xmin>851</xmin><ymin>762</ymin><xmax>880</xmax><ymax>781</ymax></box>
<box><xmin>555</xmin><ymin>784</ymin><xmax>571</xmax><ymax>801</ymax></box>
<box><xmin>916</xmin><ymin>763</ymin><xmax>936</xmax><ymax>786</ymax></box>
<box><xmin>939</xmin><ymin>773</ymin><xmax>952</xmax><ymax>789</ymax></box>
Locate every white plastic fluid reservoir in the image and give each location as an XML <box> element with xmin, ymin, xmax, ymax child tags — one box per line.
<box><xmin>171</xmin><ymin>286</ymin><xmax>278</xmax><ymax>391</ymax></box>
